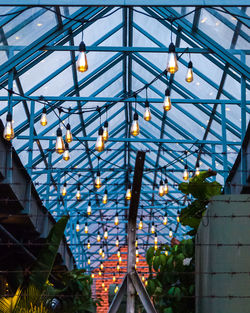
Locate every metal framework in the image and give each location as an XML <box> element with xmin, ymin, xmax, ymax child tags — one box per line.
<box><xmin>0</xmin><ymin>0</ymin><xmax>249</xmax><ymax>295</ymax></box>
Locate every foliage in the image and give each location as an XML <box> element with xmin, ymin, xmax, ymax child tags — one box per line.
<box><xmin>46</xmin><ymin>269</ymin><xmax>98</xmax><ymax>313</ymax></box>
<box><xmin>145</xmin><ymin>240</ymin><xmax>195</xmax><ymax>313</ymax></box>
<box><xmin>178</xmin><ymin>171</ymin><xmax>222</xmax><ymax>235</ymax></box>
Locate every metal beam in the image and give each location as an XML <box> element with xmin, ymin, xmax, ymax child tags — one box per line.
<box><xmin>108</xmin><ymin>276</ymin><xmax>127</xmax><ymax>313</ymax></box>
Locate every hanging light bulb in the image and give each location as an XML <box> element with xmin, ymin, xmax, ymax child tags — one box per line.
<box><xmin>100</xmin><ymin>262</ymin><xmax>104</xmax><ymax>270</ymax></box>
<box><xmin>63</xmin><ymin>142</ymin><xmax>70</xmax><ymax>161</ymax></box>
<box><xmin>61</xmin><ymin>182</ymin><xmax>67</xmax><ymax>197</ymax></box>
<box><xmin>84</xmin><ymin>222</ymin><xmax>88</xmax><ymax>234</ymax></box>
<box><xmin>65</xmin><ymin>123</ymin><xmax>73</xmax><ymax>143</ymax></box>
<box><xmin>138</xmin><ymin>216</ymin><xmax>143</xmax><ymax>230</ymax></box>
<box><xmin>40</xmin><ymin>107</ymin><xmax>47</xmax><ymax>126</ymax></box>
<box><xmin>113</xmin><ymin>274</ymin><xmax>116</xmax><ymax>282</ymax></box>
<box><xmin>136</xmin><ymin>247</ymin><xmax>139</xmax><ymax>257</ymax></box>
<box><xmin>91</xmin><ymin>273</ymin><xmax>95</xmax><ymax>278</ymax></box>
<box><xmin>125</xmin><ymin>183</ymin><xmax>132</xmax><ymax>201</ymax></box>
<box><xmin>165</xmin><ymin>250</ymin><xmax>169</xmax><ymax>256</ymax></box>
<box><xmin>154</xmin><ymin>233</ymin><xmax>158</xmax><ymax>245</ymax></box>
<box><xmin>55</xmin><ymin>127</ymin><xmax>65</xmax><ymax>154</ymax></box>
<box><xmin>117</xmin><ymin>262</ymin><xmax>120</xmax><ymax>271</ymax></box>
<box><xmin>185</xmin><ymin>61</ymin><xmax>194</xmax><ymax>83</ymax></box>
<box><xmin>117</xmin><ymin>248</ymin><xmax>121</xmax><ymax>258</ymax></box>
<box><xmin>104</xmin><ymin>227</ymin><xmax>108</xmax><ymax>240</ymax></box>
<box><xmin>95</xmin><ymin>127</ymin><xmax>105</xmax><ymax>152</ymax></box>
<box><xmin>169</xmin><ymin>227</ymin><xmax>173</xmax><ymax>238</ymax></box>
<box><xmin>151</xmin><ymin>222</ymin><xmax>155</xmax><ymax>234</ymax></box>
<box><xmin>136</xmin><ymin>256</ymin><xmax>139</xmax><ymax>264</ymax></box>
<box><xmin>145</xmin><ymin>280</ymin><xmax>148</xmax><ymax>287</ymax></box>
<box><xmin>97</xmin><ymin>231</ymin><xmax>101</xmax><ymax>243</ymax></box>
<box><xmin>87</xmin><ymin>201</ymin><xmax>92</xmax><ymax>216</ymax></box>
<box><xmin>114</xmin><ymin>284</ymin><xmax>119</xmax><ymax>293</ymax></box>
<box><xmin>102</xmin><ymin>281</ymin><xmax>105</xmax><ymax>288</ymax></box>
<box><xmin>163</xmin><ymin>212</ymin><xmax>168</xmax><ymax>225</ymax></box>
<box><xmin>76</xmin><ymin>41</ymin><xmax>88</xmax><ymax>73</ymax></box>
<box><xmin>143</xmin><ymin>101</ymin><xmax>151</xmax><ymax>121</ymax></box>
<box><xmin>135</xmin><ymin>237</ymin><xmax>138</xmax><ymax>248</ymax></box>
<box><xmin>159</xmin><ymin>179</ymin><xmax>165</xmax><ymax>197</ymax></box>
<box><xmin>103</xmin><ymin>121</ymin><xmax>109</xmax><ymax>142</ymax></box>
<box><xmin>142</xmin><ymin>274</ymin><xmax>145</xmax><ymax>282</ymax></box>
<box><xmin>3</xmin><ymin>112</ymin><xmax>14</xmax><ymax>141</ymax></box>
<box><xmin>98</xmin><ymin>270</ymin><xmax>102</xmax><ymax>276</ymax></box>
<box><xmin>76</xmin><ymin>220</ymin><xmax>80</xmax><ymax>232</ymax></box>
<box><xmin>195</xmin><ymin>161</ymin><xmax>200</xmax><ymax>176</ymax></box>
<box><xmin>102</xmin><ymin>251</ymin><xmax>105</xmax><ymax>259</ymax></box>
<box><xmin>163</xmin><ymin>88</ymin><xmax>172</xmax><ymax>112</ymax></box>
<box><xmin>119</xmin><ymin>256</ymin><xmax>122</xmax><ymax>264</ymax></box>
<box><xmin>87</xmin><ymin>240</ymin><xmax>91</xmax><ymax>249</ymax></box>
<box><xmin>95</xmin><ymin>171</ymin><xmax>102</xmax><ymax>189</ymax></box>
<box><xmin>164</xmin><ymin>178</ymin><xmax>169</xmax><ymax>194</ymax></box>
<box><xmin>116</xmin><ymin>236</ymin><xmax>119</xmax><ymax>247</ymax></box>
<box><xmin>99</xmin><ymin>245</ymin><xmax>103</xmax><ymax>256</ymax></box>
<box><xmin>76</xmin><ymin>183</ymin><xmax>81</xmax><ymax>200</ymax></box>
<box><xmin>166</xmin><ymin>42</ymin><xmax>178</xmax><ymax>74</ymax></box>
<box><xmin>114</xmin><ymin>212</ymin><xmax>119</xmax><ymax>226</ymax></box>
<box><xmin>183</xmin><ymin>164</ymin><xmax>189</xmax><ymax>181</ymax></box>
<box><xmin>177</xmin><ymin>210</ymin><xmax>180</xmax><ymax>223</ymax></box>
<box><xmin>88</xmin><ymin>258</ymin><xmax>91</xmax><ymax>265</ymax></box>
<box><xmin>102</xmin><ymin>189</ymin><xmax>108</xmax><ymax>204</ymax></box>
<box><xmin>130</xmin><ymin>112</ymin><xmax>140</xmax><ymax>137</ymax></box>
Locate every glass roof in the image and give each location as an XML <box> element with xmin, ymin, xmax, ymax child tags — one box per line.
<box><xmin>0</xmin><ymin>4</ymin><xmax>249</xmax><ymax>271</ymax></box>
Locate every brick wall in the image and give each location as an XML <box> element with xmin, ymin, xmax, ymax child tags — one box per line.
<box><xmin>93</xmin><ymin>246</ymin><xmax>149</xmax><ymax>313</ymax></box>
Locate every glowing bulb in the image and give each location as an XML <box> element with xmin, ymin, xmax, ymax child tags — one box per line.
<box><xmin>165</xmin><ymin>250</ymin><xmax>169</xmax><ymax>256</ymax></box>
<box><xmin>154</xmin><ymin>244</ymin><xmax>158</xmax><ymax>250</ymax></box>
<box><xmin>125</xmin><ymin>184</ymin><xmax>132</xmax><ymax>201</ymax></box>
<box><xmin>163</xmin><ymin>212</ymin><xmax>168</xmax><ymax>225</ymax></box>
<box><xmin>104</xmin><ymin>228</ymin><xmax>108</xmax><ymax>240</ymax></box>
<box><xmin>151</xmin><ymin>222</ymin><xmax>155</xmax><ymax>234</ymax></box>
<box><xmin>95</xmin><ymin>171</ymin><xmax>102</xmax><ymax>189</ymax></box>
<box><xmin>164</xmin><ymin>178</ymin><xmax>169</xmax><ymax>194</ymax></box>
<box><xmin>99</xmin><ymin>246</ymin><xmax>103</xmax><ymax>256</ymax></box>
<box><xmin>143</xmin><ymin>101</ymin><xmax>151</xmax><ymax>121</ymax></box>
<box><xmin>91</xmin><ymin>273</ymin><xmax>95</xmax><ymax>278</ymax></box>
<box><xmin>87</xmin><ymin>201</ymin><xmax>92</xmax><ymax>215</ymax></box>
<box><xmin>142</xmin><ymin>274</ymin><xmax>145</xmax><ymax>282</ymax></box>
<box><xmin>130</xmin><ymin>112</ymin><xmax>140</xmax><ymax>136</ymax></box>
<box><xmin>98</xmin><ymin>270</ymin><xmax>102</xmax><ymax>276</ymax></box>
<box><xmin>95</xmin><ymin>127</ymin><xmax>105</xmax><ymax>152</ymax></box>
<box><xmin>102</xmin><ymin>189</ymin><xmax>108</xmax><ymax>204</ymax></box>
<box><xmin>138</xmin><ymin>217</ymin><xmax>143</xmax><ymax>230</ymax></box>
<box><xmin>154</xmin><ymin>233</ymin><xmax>158</xmax><ymax>245</ymax></box>
<box><xmin>163</xmin><ymin>88</ymin><xmax>172</xmax><ymax>111</ymax></box>
<box><xmin>102</xmin><ymin>251</ymin><xmax>105</xmax><ymax>259</ymax></box>
<box><xmin>97</xmin><ymin>231</ymin><xmax>101</xmax><ymax>242</ymax></box>
<box><xmin>65</xmin><ymin>123</ymin><xmax>73</xmax><ymax>143</ymax></box>
<box><xmin>136</xmin><ymin>248</ymin><xmax>139</xmax><ymax>256</ymax></box>
<box><xmin>103</xmin><ymin>121</ymin><xmax>109</xmax><ymax>142</ymax></box>
<box><xmin>76</xmin><ymin>183</ymin><xmax>81</xmax><ymax>200</ymax></box>
<box><xmin>117</xmin><ymin>248</ymin><xmax>121</xmax><ymax>258</ymax></box>
<box><xmin>185</xmin><ymin>61</ymin><xmax>194</xmax><ymax>83</ymax></box>
<box><xmin>55</xmin><ymin>127</ymin><xmax>65</xmax><ymax>154</ymax></box>
<box><xmin>145</xmin><ymin>280</ymin><xmax>148</xmax><ymax>287</ymax></box>
<box><xmin>76</xmin><ymin>221</ymin><xmax>80</xmax><ymax>232</ymax></box>
<box><xmin>117</xmin><ymin>263</ymin><xmax>120</xmax><ymax>271</ymax></box>
<box><xmin>119</xmin><ymin>256</ymin><xmax>122</xmax><ymax>264</ymax></box>
<box><xmin>166</xmin><ymin>42</ymin><xmax>178</xmax><ymax>74</ymax></box>
<box><xmin>88</xmin><ymin>258</ymin><xmax>91</xmax><ymax>265</ymax></box>
<box><xmin>105</xmin><ymin>287</ymin><xmax>107</xmax><ymax>292</ymax></box>
<box><xmin>136</xmin><ymin>257</ymin><xmax>139</xmax><ymax>263</ymax></box>
<box><xmin>116</xmin><ymin>236</ymin><xmax>119</xmax><ymax>247</ymax></box>
<box><xmin>63</xmin><ymin>142</ymin><xmax>70</xmax><ymax>161</ymax></box>
<box><xmin>114</xmin><ymin>285</ymin><xmax>119</xmax><ymax>293</ymax></box>
<box><xmin>177</xmin><ymin>210</ymin><xmax>180</xmax><ymax>223</ymax></box>
<box><xmin>169</xmin><ymin>228</ymin><xmax>173</xmax><ymax>238</ymax></box>
<box><xmin>76</xmin><ymin>41</ymin><xmax>88</xmax><ymax>73</ymax></box>
<box><xmin>84</xmin><ymin>222</ymin><xmax>88</xmax><ymax>234</ymax></box>
<box><xmin>61</xmin><ymin>182</ymin><xmax>67</xmax><ymax>197</ymax></box>
<box><xmin>87</xmin><ymin>240</ymin><xmax>90</xmax><ymax>249</ymax></box>
<box><xmin>135</xmin><ymin>237</ymin><xmax>138</xmax><ymax>248</ymax></box>
<box><xmin>159</xmin><ymin>180</ymin><xmax>165</xmax><ymax>197</ymax></box>
<box><xmin>100</xmin><ymin>262</ymin><xmax>104</xmax><ymax>270</ymax></box>
<box><xmin>113</xmin><ymin>275</ymin><xmax>116</xmax><ymax>282</ymax></box>
<box><xmin>3</xmin><ymin>112</ymin><xmax>14</xmax><ymax>141</ymax></box>
<box><xmin>195</xmin><ymin>162</ymin><xmax>200</xmax><ymax>176</ymax></box>
<box><xmin>183</xmin><ymin>165</ymin><xmax>189</xmax><ymax>181</ymax></box>
<box><xmin>40</xmin><ymin>107</ymin><xmax>47</xmax><ymax>126</ymax></box>
<box><xmin>102</xmin><ymin>281</ymin><xmax>105</xmax><ymax>288</ymax></box>
<box><xmin>114</xmin><ymin>213</ymin><xmax>119</xmax><ymax>226</ymax></box>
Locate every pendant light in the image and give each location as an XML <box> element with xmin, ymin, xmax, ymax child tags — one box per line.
<box><xmin>76</xmin><ymin>182</ymin><xmax>81</xmax><ymax>200</ymax></box>
<box><xmin>142</xmin><ymin>274</ymin><xmax>145</xmax><ymax>282</ymax></box>
<box><xmin>98</xmin><ymin>270</ymin><xmax>102</xmax><ymax>277</ymax></box>
<box><xmin>151</xmin><ymin>222</ymin><xmax>155</xmax><ymax>234</ymax></box>
<box><xmin>177</xmin><ymin>210</ymin><xmax>180</xmax><ymax>223</ymax></box>
<box><xmin>113</xmin><ymin>274</ymin><xmax>116</xmax><ymax>282</ymax></box>
<box><xmin>102</xmin><ymin>281</ymin><xmax>105</xmax><ymax>288</ymax></box>
<box><xmin>95</xmin><ymin>126</ymin><xmax>105</xmax><ymax>152</ymax></box>
<box><xmin>166</xmin><ymin>42</ymin><xmax>178</xmax><ymax>74</ymax></box>
<box><xmin>55</xmin><ymin>127</ymin><xmax>65</xmax><ymax>154</ymax></box>
<box><xmin>103</xmin><ymin>120</ymin><xmax>109</xmax><ymax>142</ymax></box>
<box><xmin>125</xmin><ymin>183</ymin><xmax>132</xmax><ymax>201</ymax></box>
<box><xmin>154</xmin><ymin>233</ymin><xmax>158</xmax><ymax>246</ymax></box>
<box><xmin>100</xmin><ymin>261</ymin><xmax>104</xmax><ymax>270</ymax></box>
<box><xmin>183</xmin><ymin>164</ymin><xmax>189</xmax><ymax>181</ymax></box>
<box><xmin>91</xmin><ymin>273</ymin><xmax>95</xmax><ymax>278</ymax></box>
<box><xmin>95</xmin><ymin>170</ymin><xmax>102</xmax><ymax>189</ymax></box>
<box><xmin>135</xmin><ymin>237</ymin><xmax>138</xmax><ymax>248</ymax></box>
<box><xmin>138</xmin><ymin>216</ymin><xmax>143</xmax><ymax>230</ymax></box>
<box><xmin>87</xmin><ymin>240</ymin><xmax>90</xmax><ymax>249</ymax></box>
<box><xmin>163</xmin><ymin>212</ymin><xmax>168</xmax><ymax>225</ymax></box>
<box><xmin>185</xmin><ymin>58</ymin><xmax>194</xmax><ymax>83</ymax></box>
<box><xmin>99</xmin><ymin>245</ymin><xmax>103</xmax><ymax>256</ymax></box>
<box><xmin>61</xmin><ymin>182</ymin><xmax>67</xmax><ymax>197</ymax></box>
<box><xmin>40</xmin><ymin>107</ymin><xmax>47</xmax><ymax>126</ymax></box>
<box><xmin>102</xmin><ymin>251</ymin><xmax>105</xmax><ymax>259</ymax></box>
<box><xmin>163</xmin><ymin>88</ymin><xmax>172</xmax><ymax>112</ymax></box>
<box><xmin>117</xmin><ymin>248</ymin><xmax>121</xmax><ymax>258</ymax></box>
<box><xmin>87</xmin><ymin>200</ymin><xmax>92</xmax><ymax>216</ymax></box>
<box><xmin>76</xmin><ymin>41</ymin><xmax>88</xmax><ymax>73</ymax></box>
<box><xmin>169</xmin><ymin>227</ymin><xmax>173</xmax><ymax>238</ymax></box>
<box><xmin>88</xmin><ymin>257</ymin><xmax>91</xmax><ymax>265</ymax></box>
<box><xmin>104</xmin><ymin>227</ymin><xmax>108</xmax><ymax>240</ymax></box>
<box><xmin>114</xmin><ymin>284</ymin><xmax>119</xmax><ymax>293</ymax></box>
<box><xmin>102</xmin><ymin>189</ymin><xmax>108</xmax><ymax>204</ymax></box>
<box><xmin>116</xmin><ymin>262</ymin><xmax>120</xmax><ymax>271</ymax></box>
<box><xmin>130</xmin><ymin>112</ymin><xmax>140</xmax><ymax>137</ymax></box>
<box><xmin>114</xmin><ymin>212</ymin><xmax>119</xmax><ymax>226</ymax></box>
<box><xmin>164</xmin><ymin>177</ymin><xmax>169</xmax><ymax>195</ymax></box>
<box><xmin>159</xmin><ymin>179</ymin><xmax>165</xmax><ymax>197</ymax></box>
<box><xmin>165</xmin><ymin>250</ymin><xmax>169</xmax><ymax>256</ymax></box>
<box><xmin>97</xmin><ymin>231</ymin><xmax>101</xmax><ymax>243</ymax></box>
<box><xmin>3</xmin><ymin>112</ymin><xmax>14</xmax><ymax>141</ymax></box>
<box><xmin>84</xmin><ymin>222</ymin><xmax>88</xmax><ymax>234</ymax></box>
<box><xmin>195</xmin><ymin>161</ymin><xmax>200</xmax><ymax>176</ymax></box>
<box><xmin>143</xmin><ymin>101</ymin><xmax>151</xmax><ymax>122</ymax></box>
<box><xmin>76</xmin><ymin>219</ymin><xmax>80</xmax><ymax>232</ymax></box>
<box><xmin>65</xmin><ymin>123</ymin><xmax>73</xmax><ymax>143</ymax></box>
<box><xmin>136</xmin><ymin>256</ymin><xmax>139</xmax><ymax>264</ymax></box>
<box><xmin>63</xmin><ymin>142</ymin><xmax>70</xmax><ymax>161</ymax></box>
<box><xmin>116</xmin><ymin>236</ymin><xmax>119</xmax><ymax>247</ymax></box>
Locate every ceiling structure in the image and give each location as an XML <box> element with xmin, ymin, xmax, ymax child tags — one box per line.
<box><xmin>0</xmin><ymin>1</ymin><xmax>249</xmax><ymax>273</ymax></box>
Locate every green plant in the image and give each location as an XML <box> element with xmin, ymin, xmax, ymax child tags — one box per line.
<box><xmin>178</xmin><ymin>170</ymin><xmax>222</xmax><ymax>235</ymax></box>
